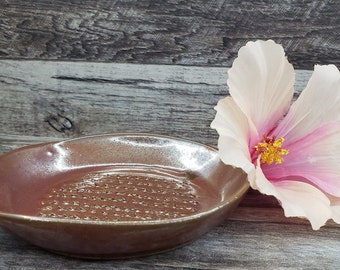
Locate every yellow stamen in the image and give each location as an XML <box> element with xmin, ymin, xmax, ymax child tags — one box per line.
<box><xmin>255</xmin><ymin>136</ymin><xmax>289</xmax><ymax>165</ymax></box>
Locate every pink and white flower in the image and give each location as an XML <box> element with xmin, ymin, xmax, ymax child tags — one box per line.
<box><xmin>211</xmin><ymin>40</ymin><xmax>340</xmax><ymax>230</ymax></box>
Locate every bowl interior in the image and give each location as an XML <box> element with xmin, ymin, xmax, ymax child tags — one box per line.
<box><xmin>0</xmin><ymin>134</ymin><xmax>247</xmax><ymax>222</ymax></box>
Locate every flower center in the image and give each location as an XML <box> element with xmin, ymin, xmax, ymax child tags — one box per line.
<box><xmin>254</xmin><ymin>136</ymin><xmax>289</xmax><ymax>165</ymax></box>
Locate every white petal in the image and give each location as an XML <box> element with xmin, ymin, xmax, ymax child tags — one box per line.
<box><xmin>329</xmin><ymin>196</ymin><xmax>340</xmax><ymax>224</ymax></box>
<box><xmin>211</xmin><ymin>97</ymin><xmax>256</xmax><ymax>184</ymax></box>
<box><xmin>255</xmin><ymin>163</ymin><xmax>331</xmax><ymax>230</ymax></box>
<box><xmin>227</xmin><ymin>40</ymin><xmax>294</xmax><ymax>139</ymax></box>
<box><xmin>211</xmin><ymin>97</ymin><xmax>249</xmax><ymax>142</ymax></box>
<box><xmin>217</xmin><ymin>135</ymin><xmax>256</xmax><ymax>186</ymax></box>
<box><xmin>274</xmin><ymin>64</ymin><xmax>340</xmax><ymax>143</ymax></box>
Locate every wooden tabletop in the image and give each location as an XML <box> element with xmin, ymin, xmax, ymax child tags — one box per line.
<box><xmin>1</xmin><ymin>1</ymin><xmax>340</xmax><ymax>269</ymax></box>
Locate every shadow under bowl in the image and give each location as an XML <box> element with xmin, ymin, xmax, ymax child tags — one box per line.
<box><xmin>0</xmin><ymin>133</ymin><xmax>248</xmax><ymax>259</ymax></box>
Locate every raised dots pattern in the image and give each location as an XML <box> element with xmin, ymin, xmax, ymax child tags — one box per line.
<box><xmin>39</xmin><ymin>171</ymin><xmax>200</xmax><ymax>221</ymax></box>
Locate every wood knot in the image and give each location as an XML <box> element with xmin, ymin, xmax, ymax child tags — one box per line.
<box><xmin>46</xmin><ymin>113</ymin><xmax>73</xmax><ymax>133</ymax></box>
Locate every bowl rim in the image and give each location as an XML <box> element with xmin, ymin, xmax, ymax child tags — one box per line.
<box><xmin>0</xmin><ymin>132</ymin><xmax>249</xmax><ymax>227</ymax></box>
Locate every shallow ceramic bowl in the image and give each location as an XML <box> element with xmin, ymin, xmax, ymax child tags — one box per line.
<box><xmin>0</xmin><ymin>133</ymin><xmax>248</xmax><ymax>259</ymax></box>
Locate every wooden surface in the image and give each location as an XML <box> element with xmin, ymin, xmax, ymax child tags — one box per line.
<box><xmin>1</xmin><ymin>0</ymin><xmax>339</xmax><ymax>69</ymax></box>
<box><xmin>1</xmin><ymin>0</ymin><xmax>340</xmax><ymax>269</ymax></box>
<box><xmin>0</xmin><ymin>60</ymin><xmax>312</xmax><ymax>146</ymax></box>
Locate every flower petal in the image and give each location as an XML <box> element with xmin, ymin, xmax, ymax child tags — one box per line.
<box><xmin>227</xmin><ymin>40</ymin><xmax>294</xmax><ymax>142</ymax></box>
<box><xmin>255</xmin><ymin>164</ymin><xmax>331</xmax><ymax>230</ymax></box>
<box><xmin>211</xmin><ymin>97</ymin><xmax>255</xmax><ymax>184</ymax></box>
<box><xmin>273</xmin><ymin>64</ymin><xmax>340</xmax><ymax>143</ymax></box>
<box><xmin>329</xmin><ymin>196</ymin><xmax>340</xmax><ymax>224</ymax></box>
<box><xmin>263</xmin><ymin>122</ymin><xmax>340</xmax><ymax>196</ymax></box>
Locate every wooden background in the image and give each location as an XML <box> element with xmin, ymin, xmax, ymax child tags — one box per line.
<box><xmin>1</xmin><ymin>0</ymin><xmax>339</xmax><ymax>68</ymax></box>
<box><xmin>0</xmin><ymin>0</ymin><xmax>340</xmax><ymax>269</ymax></box>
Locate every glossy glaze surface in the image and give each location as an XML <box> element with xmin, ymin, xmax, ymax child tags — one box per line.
<box><xmin>0</xmin><ymin>133</ymin><xmax>248</xmax><ymax>258</ymax></box>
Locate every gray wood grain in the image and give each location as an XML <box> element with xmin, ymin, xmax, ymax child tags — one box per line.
<box><xmin>1</xmin><ymin>0</ymin><xmax>339</xmax><ymax>69</ymax></box>
<box><xmin>0</xmin><ymin>60</ymin><xmax>312</xmax><ymax>147</ymax></box>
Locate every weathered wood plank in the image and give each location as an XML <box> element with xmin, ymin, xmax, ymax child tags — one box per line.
<box><xmin>1</xmin><ymin>209</ymin><xmax>340</xmax><ymax>269</ymax></box>
<box><xmin>1</xmin><ymin>0</ymin><xmax>339</xmax><ymax>69</ymax></box>
<box><xmin>0</xmin><ymin>60</ymin><xmax>312</xmax><ymax>149</ymax></box>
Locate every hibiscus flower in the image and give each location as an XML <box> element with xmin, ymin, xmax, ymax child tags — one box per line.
<box><xmin>211</xmin><ymin>40</ymin><xmax>340</xmax><ymax>230</ymax></box>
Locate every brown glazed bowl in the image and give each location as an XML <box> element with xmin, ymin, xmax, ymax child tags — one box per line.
<box><xmin>0</xmin><ymin>133</ymin><xmax>248</xmax><ymax>259</ymax></box>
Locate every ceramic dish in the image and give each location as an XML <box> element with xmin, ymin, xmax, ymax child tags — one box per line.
<box><xmin>0</xmin><ymin>133</ymin><xmax>248</xmax><ymax>259</ymax></box>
